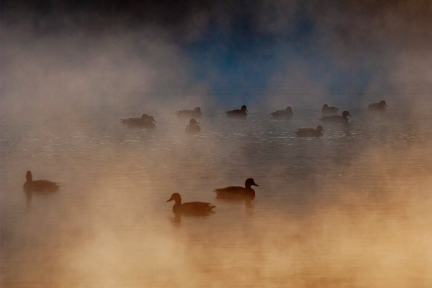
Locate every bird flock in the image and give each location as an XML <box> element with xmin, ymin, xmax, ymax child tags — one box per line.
<box><xmin>24</xmin><ymin>100</ymin><xmax>387</xmax><ymax>214</ymax></box>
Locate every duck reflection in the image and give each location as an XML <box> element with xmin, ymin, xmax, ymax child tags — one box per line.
<box><xmin>169</xmin><ymin>212</ymin><xmax>182</xmax><ymax>226</ymax></box>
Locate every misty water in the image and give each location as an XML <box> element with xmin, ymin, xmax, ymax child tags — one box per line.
<box><xmin>1</xmin><ymin>107</ymin><xmax>432</xmax><ymax>287</ymax></box>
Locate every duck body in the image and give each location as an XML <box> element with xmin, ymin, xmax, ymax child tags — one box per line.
<box><xmin>214</xmin><ymin>178</ymin><xmax>258</xmax><ymax>200</ymax></box>
<box><xmin>226</xmin><ymin>105</ymin><xmax>247</xmax><ymax>118</ymax></box>
<box><xmin>295</xmin><ymin>125</ymin><xmax>324</xmax><ymax>137</ymax></box>
<box><xmin>121</xmin><ymin>114</ymin><xmax>148</xmax><ymax>127</ymax></box>
<box><xmin>121</xmin><ymin>115</ymin><xmax>156</xmax><ymax>129</ymax></box>
<box><xmin>185</xmin><ymin>118</ymin><xmax>201</xmax><ymax>133</ymax></box>
<box><xmin>271</xmin><ymin>106</ymin><xmax>293</xmax><ymax>118</ymax></box>
<box><xmin>167</xmin><ymin>193</ymin><xmax>215</xmax><ymax>215</ymax></box>
<box><xmin>320</xmin><ymin>111</ymin><xmax>352</xmax><ymax>123</ymax></box>
<box><xmin>23</xmin><ymin>171</ymin><xmax>59</xmax><ymax>194</ymax></box>
<box><xmin>176</xmin><ymin>107</ymin><xmax>202</xmax><ymax>118</ymax></box>
<box><xmin>322</xmin><ymin>104</ymin><xmax>338</xmax><ymax>114</ymax></box>
<box><xmin>368</xmin><ymin>100</ymin><xmax>387</xmax><ymax>111</ymax></box>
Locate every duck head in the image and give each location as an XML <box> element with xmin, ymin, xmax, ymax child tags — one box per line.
<box><xmin>342</xmin><ymin>111</ymin><xmax>352</xmax><ymax>117</ymax></box>
<box><xmin>245</xmin><ymin>178</ymin><xmax>259</xmax><ymax>189</ymax></box>
<box><xmin>141</xmin><ymin>114</ymin><xmax>149</xmax><ymax>119</ymax></box>
<box><xmin>26</xmin><ymin>171</ymin><xmax>32</xmax><ymax>182</ymax></box>
<box><xmin>148</xmin><ymin>116</ymin><xmax>157</xmax><ymax>122</ymax></box>
<box><xmin>241</xmin><ymin>105</ymin><xmax>247</xmax><ymax>112</ymax></box>
<box><xmin>190</xmin><ymin>118</ymin><xmax>199</xmax><ymax>125</ymax></box>
<box><xmin>167</xmin><ymin>193</ymin><xmax>181</xmax><ymax>204</ymax></box>
<box><xmin>194</xmin><ymin>107</ymin><xmax>202</xmax><ymax>113</ymax></box>
<box><xmin>316</xmin><ymin>125</ymin><xmax>324</xmax><ymax>132</ymax></box>
<box><xmin>323</xmin><ymin>104</ymin><xmax>328</xmax><ymax>108</ymax></box>
<box><xmin>380</xmin><ymin>100</ymin><xmax>387</xmax><ymax>107</ymax></box>
<box><xmin>286</xmin><ymin>106</ymin><xmax>292</xmax><ymax>112</ymax></box>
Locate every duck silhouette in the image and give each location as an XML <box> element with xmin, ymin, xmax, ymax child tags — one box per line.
<box><xmin>322</xmin><ymin>104</ymin><xmax>338</xmax><ymax>114</ymax></box>
<box><xmin>271</xmin><ymin>106</ymin><xmax>293</xmax><ymax>118</ymax></box>
<box><xmin>320</xmin><ymin>111</ymin><xmax>352</xmax><ymax>123</ymax></box>
<box><xmin>295</xmin><ymin>125</ymin><xmax>324</xmax><ymax>137</ymax></box>
<box><xmin>214</xmin><ymin>178</ymin><xmax>259</xmax><ymax>199</ymax></box>
<box><xmin>226</xmin><ymin>105</ymin><xmax>247</xmax><ymax>118</ymax></box>
<box><xmin>142</xmin><ymin>116</ymin><xmax>157</xmax><ymax>129</ymax></box>
<box><xmin>176</xmin><ymin>107</ymin><xmax>203</xmax><ymax>118</ymax></box>
<box><xmin>121</xmin><ymin>114</ymin><xmax>156</xmax><ymax>128</ymax></box>
<box><xmin>368</xmin><ymin>100</ymin><xmax>387</xmax><ymax>111</ymax></box>
<box><xmin>23</xmin><ymin>171</ymin><xmax>60</xmax><ymax>208</ymax></box>
<box><xmin>185</xmin><ymin>118</ymin><xmax>200</xmax><ymax>133</ymax></box>
<box><xmin>121</xmin><ymin>114</ymin><xmax>148</xmax><ymax>126</ymax></box>
<box><xmin>167</xmin><ymin>193</ymin><xmax>215</xmax><ymax>215</ymax></box>
<box><xmin>23</xmin><ymin>171</ymin><xmax>60</xmax><ymax>193</ymax></box>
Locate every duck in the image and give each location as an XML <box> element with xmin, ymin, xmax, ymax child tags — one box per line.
<box><xmin>142</xmin><ymin>116</ymin><xmax>157</xmax><ymax>129</ymax></box>
<box><xmin>271</xmin><ymin>106</ymin><xmax>293</xmax><ymax>118</ymax></box>
<box><xmin>295</xmin><ymin>125</ymin><xmax>324</xmax><ymax>137</ymax></box>
<box><xmin>368</xmin><ymin>100</ymin><xmax>387</xmax><ymax>111</ymax></box>
<box><xmin>121</xmin><ymin>114</ymin><xmax>148</xmax><ymax>126</ymax></box>
<box><xmin>23</xmin><ymin>171</ymin><xmax>60</xmax><ymax>193</ymax></box>
<box><xmin>226</xmin><ymin>105</ymin><xmax>247</xmax><ymax>118</ymax></box>
<box><xmin>176</xmin><ymin>107</ymin><xmax>203</xmax><ymax>118</ymax></box>
<box><xmin>322</xmin><ymin>104</ymin><xmax>338</xmax><ymax>114</ymax></box>
<box><xmin>320</xmin><ymin>111</ymin><xmax>352</xmax><ymax>123</ymax></box>
<box><xmin>167</xmin><ymin>193</ymin><xmax>216</xmax><ymax>214</ymax></box>
<box><xmin>214</xmin><ymin>178</ymin><xmax>259</xmax><ymax>199</ymax></box>
<box><xmin>185</xmin><ymin>118</ymin><xmax>200</xmax><ymax>133</ymax></box>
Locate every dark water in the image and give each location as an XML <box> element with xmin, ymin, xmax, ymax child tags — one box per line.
<box><xmin>1</xmin><ymin>108</ymin><xmax>432</xmax><ymax>287</ymax></box>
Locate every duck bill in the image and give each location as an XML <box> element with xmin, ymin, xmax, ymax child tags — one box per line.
<box><xmin>166</xmin><ymin>197</ymin><xmax>173</xmax><ymax>202</ymax></box>
<box><xmin>253</xmin><ymin>183</ymin><xmax>259</xmax><ymax>187</ymax></box>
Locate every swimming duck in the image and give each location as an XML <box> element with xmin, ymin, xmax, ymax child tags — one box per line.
<box><xmin>142</xmin><ymin>116</ymin><xmax>157</xmax><ymax>129</ymax></box>
<box><xmin>214</xmin><ymin>178</ymin><xmax>259</xmax><ymax>199</ymax></box>
<box><xmin>271</xmin><ymin>106</ymin><xmax>293</xmax><ymax>118</ymax></box>
<box><xmin>121</xmin><ymin>114</ymin><xmax>148</xmax><ymax>127</ymax></box>
<box><xmin>226</xmin><ymin>105</ymin><xmax>247</xmax><ymax>118</ymax></box>
<box><xmin>23</xmin><ymin>171</ymin><xmax>60</xmax><ymax>193</ymax></box>
<box><xmin>185</xmin><ymin>118</ymin><xmax>201</xmax><ymax>133</ymax></box>
<box><xmin>368</xmin><ymin>100</ymin><xmax>387</xmax><ymax>111</ymax></box>
<box><xmin>167</xmin><ymin>193</ymin><xmax>216</xmax><ymax>214</ymax></box>
<box><xmin>176</xmin><ymin>107</ymin><xmax>203</xmax><ymax>118</ymax></box>
<box><xmin>322</xmin><ymin>104</ymin><xmax>338</xmax><ymax>114</ymax></box>
<box><xmin>320</xmin><ymin>111</ymin><xmax>352</xmax><ymax>123</ymax></box>
<box><xmin>295</xmin><ymin>125</ymin><xmax>324</xmax><ymax>137</ymax></box>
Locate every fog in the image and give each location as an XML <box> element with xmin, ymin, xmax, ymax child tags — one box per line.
<box><xmin>1</xmin><ymin>1</ymin><xmax>432</xmax><ymax>287</ymax></box>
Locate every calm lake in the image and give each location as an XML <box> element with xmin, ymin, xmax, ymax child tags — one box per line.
<box><xmin>1</xmin><ymin>106</ymin><xmax>432</xmax><ymax>287</ymax></box>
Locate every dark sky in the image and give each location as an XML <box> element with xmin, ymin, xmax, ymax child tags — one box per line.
<box><xmin>2</xmin><ymin>0</ymin><xmax>432</xmax><ymax>108</ymax></box>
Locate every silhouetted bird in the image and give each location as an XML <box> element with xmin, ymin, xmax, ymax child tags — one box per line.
<box><xmin>176</xmin><ymin>107</ymin><xmax>203</xmax><ymax>118</ymax></box>
<box><xmin>167</xmin><ymin>193</ymin><xmax>215</xmax><ymax>214</ymax></box>
<box><xmin>295</xmin><ymin>125</ymin><xmax>324</xmax><ymax>137</ymax></box>
<box><xmin>185</xmin><ymin>118</ymin><xmax>200</xmax><ymax>133</ymax></box>
<box><xmin>121</xmin><ymin>114</ymin><xmax>148</xmax><ymax>127</ymax></box>
<box><xmin>142</xmin><ymin>116</ymin><xmax>157</xmax><ymax>129</ymax></box>
<box><xmin>23</xmin><ymin>171</ymin><xmax>60</xmax><ymax>193</ymax></box>
<box><xmin>320</xmin><ymin>111</ymin><xmax>352</xmax><ymax>123</ymax></box>
<box><xmin>214</xmin><ymin>178</ymin><xmax>259</xmax><ymax>199</ymax></box>
<box><xmin>226</xmin><ymin>105</ymin><xmax>247</xmax><ymax>118</ymax></box>
<box><xmin>271</xmin><ymin>106</ymin><xmax>293</xmax><ymax>118</ymax></box>
<box><xmin>368</xmin><ymin>100</ymin><xmax>387</xmax><ymax>111</ymax></box>
<box><xmin>322</xmin><ymin>104</ymin><xmax>338</xmax><ymax>114</ymax></box>
<box><xmin>23</xmin><ymin>171</ymin><xmax>59</xmax><ymax>208</ymax></box>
